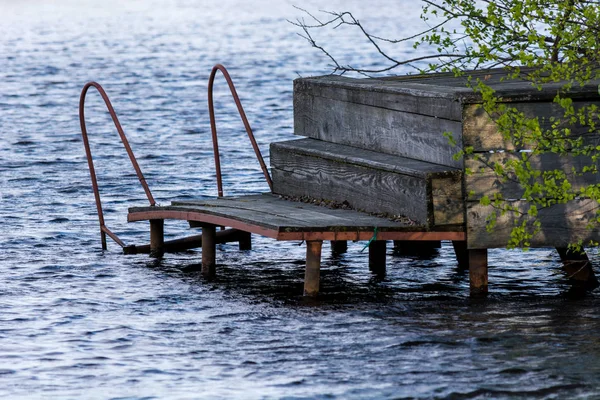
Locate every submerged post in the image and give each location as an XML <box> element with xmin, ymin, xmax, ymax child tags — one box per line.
<box><xmin>469</xmin><ymin>249</ymin><xmax>488</xmax><ymax>296</ymax></box>
<box><xmin>369</xmin><ymin>240</ymin><xmax>386</xmax><ymax>276</ymax></box>
<box><xmin>304</xmin><ymin>240</ymin><xmax>323</xmax><ymax>296</ymax></box>
<box><xmin>331</xmin><ymin>240</ymin><xmax>348</xmax><ymax>254</ymax></box>
<box><xmin>149</xmin><ymin>219</ymin><xmax>164</xmax><ymax>256</ymax></box>
<box><xmin>238</xmin><ymin>231</ymin><xmax>252</xmax><ymax>251</ymax></box>
<box><xmin>202</xmin><ymin>224</ymin><xmax>217</xmax><ymax>278</ymax></box>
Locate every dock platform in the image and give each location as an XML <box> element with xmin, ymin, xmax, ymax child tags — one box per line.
<box><xmin>128</xmin><ymin>194</ymin><xmax>465</xmax><ymax>296</ymax></box>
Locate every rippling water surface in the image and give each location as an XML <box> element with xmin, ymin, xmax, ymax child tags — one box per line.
<box><xmin>2</xmin><ymin>1</ymin><xmax>600</xmax><ymax>398</ymax></box>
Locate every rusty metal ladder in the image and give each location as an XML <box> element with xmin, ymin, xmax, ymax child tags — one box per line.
<box><xmin>80</xmin><ymin>64</ymin><xmax>271</xmax><ymax>252</ymax></box>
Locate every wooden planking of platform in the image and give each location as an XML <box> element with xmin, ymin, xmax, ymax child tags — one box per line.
<box><xmin>128</xmin><ymin>194</ymin><xmax>465</xmax><ymax>242</ymax></box>
<box><xmin>270</xmin><ymin>138</ymin><xmax>463</xmax><ymax>228</ymax></box>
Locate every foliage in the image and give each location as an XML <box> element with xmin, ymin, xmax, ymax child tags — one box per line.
<box><xmin>294</xmin><ymin>1</ymin><xmax>600</xmax><ymax>249</ymax></box>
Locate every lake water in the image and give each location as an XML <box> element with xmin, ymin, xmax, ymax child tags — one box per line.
<box><xmin>1</xmin><ymin>0</ymin><xmax>600</xmax><ymax>398</ymax></box>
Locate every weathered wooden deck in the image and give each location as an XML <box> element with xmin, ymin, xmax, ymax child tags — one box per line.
<box><xmin>130</xmin><ymin>194</ymin><xmax>464</xmax><ymax>240</ymax></box>
<box><xmin>128</xmin><ymin>194</ymin><xmax>466</xmax><ymax>296</ymax></box>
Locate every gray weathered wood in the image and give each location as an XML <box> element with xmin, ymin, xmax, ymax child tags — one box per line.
<box><xmin>272</xmin><ymin>159</ymin><xmax>428</xmax><ymax>224</ymax></box>
<box><xmin>463</xmin><ymin>101</ymin><xmax>600</xmax><ymax>151</ymax></box>
<box><xmin>295</xmin><ymin>76</ymin><xmax>465</xmax><ymax>121</ymax></box>
<box><xmin>272</xmin><ymin>138</ymin><xmax>460</xmax><ymax>178</ymax></box>
<box><xmin>465</xmin><ymin>152</ymin><xmax>600</xmax><ymax>199</ymax></box>
<box><xmin>379</xmin><ymin>68</ymin><xmax>600</xmax><ymax>103</ymax></box>
<box><xmin>294</xmin><ymin>94</ymin><xmax>463</xmax><ymax>167</ymax></box>
<box><xmin>130</xmin><ymin>194</ymin><xmax>439</xmax><ymax>233</ymax></box>
<box><xmin>431</xmin><ymin>173</ymin><xmax>464</xmax><ymax>225</ymax></box>
<box><xmin>467</xmin><ymin>199</ymin><xmax>600</xmax><ymax>248</ymax></box>
<box><xmin>270</xmin><ymin>139</ymin><xmax>463</xmax><ymax>227</ymax></box>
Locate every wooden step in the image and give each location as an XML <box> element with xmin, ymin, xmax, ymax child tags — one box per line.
<box><xmin>293</xmin><ymin>75</ymin><xmax>464</xmax><ymax>168</ymax></box>
<box><xmin>270</xmin><ymin>138</ymin><xmax>464</xmax><ymax>227</ymax></box>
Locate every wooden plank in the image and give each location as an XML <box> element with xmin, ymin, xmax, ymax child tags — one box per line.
<box><xmin>271</xmin><ymin>156</ymin><xmax>430</xmax><ymax>224</ymax></box>
<box><xmin>463</xmin><ymin>101</ymin><xmax>600</xmax><ymax>151</ymax></box>
<box><xmin>466</xmin><ymin>152</ymin><xmax>600</xmax><ymax>199</ymax></box>
<box><xmin>128</xmin><ymin>209</ymin><xmax>465</xmax><ymax>241</ymax></box>
<box><xmin>466</xmin><ymin>199</ymin><xmax>600</xmax><ymax>248</ymax></box>
<box><xmin>271</xmin><ymin>138</ymin><xmax>458</xmax><ymax>178</ymax></box>
<box><xmin>295</xmin><ymin>76</ymin><xmax>464</xmax><ymax>121</ymax></box>
<box><xmin>165</xmin><ymin>194</ymin><xmax>425</xmax><ymax>231</ymax></box>
<box><xmin>294</xmin><ymin>94</ymin><xmax>463</xmax><ymax>167</ymax></box>
<box><xmin>431</xmin><ymin>173</ymin><xmax>464</xmax><ymax>225</ymax></box>
<box><xmin>380</xmin><ymin>68</ymin><xmax>600</xmax><ymax>102</ymax></box>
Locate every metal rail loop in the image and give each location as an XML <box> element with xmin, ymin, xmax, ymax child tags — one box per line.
<box><xmin>208</xmin><ymin>64</ymin><xmax>273</xmax><ymax>197</ymax></box>
<box><xmin>79</xmin><ymin>82</ymin><xmax>156</xmax><ymax>249</ymax></box>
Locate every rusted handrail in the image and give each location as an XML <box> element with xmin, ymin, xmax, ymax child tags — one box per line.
<box><xmin>208</xmin><ymin>64</ymin><xmax>273</xmax><ymax>197</ymax></box>
<box><xmin>79</xmin><ymin>82</ymin><xmax>156</xmax><ymax>250</ymax></box>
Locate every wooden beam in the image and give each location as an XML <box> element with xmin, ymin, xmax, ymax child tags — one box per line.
<box><xmin>369</xmin><ymin>241</ymin><xmax>387</xmax><ymax>276</ymax></box>
<box><xmin>123</xmin><ymin>229</ymin><xmax>249</xmax><ymax>254</ymax></box>
<box><xmin>469</xmin><ymin>249</ymin><xmax>488</xmax><ymax>297</ymax></box>
<box><xmin>202</xmin><ymin>224</ymin><xmax>217</xmax><ymax>278</ymax></box>
<box><xmin>149</xmin><ymin>219</ymin><xmax>164</xmax><ymax>257</ymax></box>
<box><xmin>304</xmin><ymin>241</ymin><xmax>323</xmax><ymax>297</ymax></box>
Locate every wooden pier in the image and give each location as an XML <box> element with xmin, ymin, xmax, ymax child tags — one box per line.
<box><xmin>128</xmin><ymin>194</ymin><xmax>464</xmax><ymax>296</ymax></box>
<box><xmin>82</xmin><ymin>66</ymin><xmax>600</xmax><ymax>297</ymax></box>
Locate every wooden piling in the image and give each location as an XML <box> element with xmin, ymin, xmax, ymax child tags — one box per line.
<box><xmin>369</xmin><ymin>240</ymin><xmax>386</xmax><ymax>276</ymax></box>
<box><xmin>238</xmin><ymin>231</ymin><xmax>252</xmax><ymax>250</ymax></box>
<box><xmin>304</xmin><ymin>240</ymin><xmax>323</xmax><ymax>296</ymax></box>
<box><xmin>202</xmin><ymin>224</ymin><xmax>217</xmax><ymax>278</ymax></box>
<box><xmin>149</xmin><ymin>219</ymin><xmax>164</xmax><ymax>256</ymax></box>
<box><xmin>452</xmin><ymin>240</ymin><xmax>469</xmax><ymax>269</ymax></box>
<box><xmin>469</xmin><ymin>249</ymin><xmax>488</xmax><ymax>296</ymax></box>
<box><xmin>331</xmin><ymin>240</ymin><xmax>348</xmax><ymax>254</ymax></box>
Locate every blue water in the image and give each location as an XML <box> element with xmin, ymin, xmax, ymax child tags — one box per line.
<box><xmin>1</xmin><ymin>0</ymin><xmax>600</xmax><ymax>398</ymax></box>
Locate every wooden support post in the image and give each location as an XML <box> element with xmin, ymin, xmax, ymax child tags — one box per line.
<box><xmin>202</xmin><ymin>224</ymin><xmax>217</xmax><ymax>278</ymax></box>
<box><xmin>238</xmin><ymin>231</ymin><xmax>252</xmax><ymax>251</ymax></box>
<box><xmin>330</xmin><ymin>240</ymin><xmax>348</xmax><ymax>255</ymax></box>
<box><xmin>556</xmin><ymin>247</ymin><xmax>599</xmax><ymax>290</ymax></box>
<box><xmin>452</xmin><ymin>241</ymin><xmax>469</xmax><ymax>269</ymax></box>
<box><xmin>304</xmin><ymin>240</ymin><xmax>323</xmax><ymax>297</ymax></box>
<box><xmin>369</xmin><ymin>240</ymin><xmax>386</xmax><ymax>276</ymax></box>
<box><xmin>149</xmin><ymin>219</ymin><xmax>164</xmax><ymax>256</ymax></box>
<box><xmin>469</xmin><ymin>249</ymin><xmax>488</xmax><ymax>297</ymax></box>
